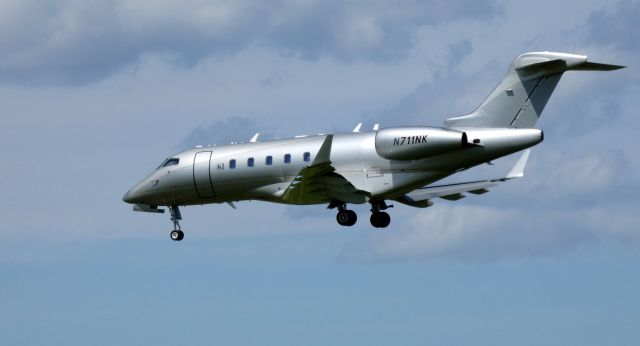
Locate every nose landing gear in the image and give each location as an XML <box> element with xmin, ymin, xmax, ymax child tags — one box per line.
<box><xmin>169</xmin><ymin>205</ymin><xmax>184</xmax><ymax>241</ymax></box>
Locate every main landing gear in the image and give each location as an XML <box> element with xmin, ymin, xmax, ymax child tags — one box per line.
<box><xmin>329</xmin><ymin>200</ymin><xmax>392</xmax><ymax>228</ymax></box>
<box><xmin>169</xmin><ymin>205</ymin><xmax>184</xmax><ymax>241</ymax></box>
<box><xmin>370</xmin><ymin>201</ymin><xmax>391</xmax><ymax>228</ymax></box>
<box><xmin>336</xmin><ymin>208</ymin><xmax>358</xmax><ymax>226</ymax></box>
<box><xmin>370</xmin><ymin>211</ymin><xmax>391</xmax><ymax>228</ymax></box>
<box><xmin>330</xmin><ymin>200</ymin><xmax>357</xmax><ymax>226</ymax></box>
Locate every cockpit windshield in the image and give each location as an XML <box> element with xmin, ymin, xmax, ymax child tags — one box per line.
<box><xmin>158</xmin><ymin>158</ymin><xmax>179</xmax><ymax>169</ymax></box>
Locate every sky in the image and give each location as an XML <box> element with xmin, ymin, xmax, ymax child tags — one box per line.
<box><xmin>1</xmin><ymin>0</ymin><xmax>639</xmax><ymax>345</ymax></box>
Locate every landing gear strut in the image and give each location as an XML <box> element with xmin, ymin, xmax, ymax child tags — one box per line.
<box><xmin>329</xmin><ymin>200</ymin><xmax>357</xmax><ymax>226</ymax></box>
<box><xmin>169</xmin><ymin>205</ymin><xmax>184</xmax><ymax>241</ymax></box>
<box><xmin>370</xmin><ymin>201</ymin><xmax>392</xmax><ymax>228</ymax></box>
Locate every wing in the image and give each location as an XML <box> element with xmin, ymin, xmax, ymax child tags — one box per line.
<box><xmin>282</xmin><ymin>135</ymin><xmax>367</xmax><ymax>205</ymax></box>
<box><xmin>394</xmin><ymin>149</ymin><xmax>531</xmax><ymax>208</ymax></box>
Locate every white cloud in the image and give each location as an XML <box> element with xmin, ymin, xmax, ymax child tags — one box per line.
<box><xmin>1</xmin><ymin>0</ymin><xmax>638</xmax><ymax>264</ymax></box>
<box><xmin>0</xmin><ymin>0</ymin><xmax>500</xmax><ymax>85</ymax></box>
<box><xmin>527</xmin><ymin>152</ymin><xmax>617</xmax><ymax>195</ymax></box>
<box><xmin>341</xmin><ymin>202</ymin><xmax>640</xmax><ymax>262</ymax></box>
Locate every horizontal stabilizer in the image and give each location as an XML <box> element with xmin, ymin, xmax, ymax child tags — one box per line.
<box><xmin>516</xmin><ymin>59</ymin><xmax>567</xmax><ymax>73</ymax></box>
<box><xmin>571</xmin><ymin>62</ymin><xmax>625</xmax><ymax>71</ymax></box>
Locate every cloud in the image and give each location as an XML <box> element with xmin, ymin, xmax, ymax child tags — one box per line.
<box><xmin>588</xmin><ymin>1</ymin><xmax>640</xmax><ymax>53</ymax></box>
<box><xmin>525</xmin><ymin>151</ymin><xmax>625</xmax><ymax>199</ymax></box>
<box><xmin>0</xmin><ymin>0</ymin><xmax>500</xmax><ymax>85</ymax></box>
<box><xmin>2</xmin><ymin>0</ymin><xmax>637</xmax><ymax>267</ymax></box>
<box><xmin>179</xmin><ymin>116</ymin><xmax>276</xmax><ymax>149</ymax></box>
<box><xmin>340</xmin><ymin>202</ymin><xmax>640</xmax><ymax>263</ymax></box>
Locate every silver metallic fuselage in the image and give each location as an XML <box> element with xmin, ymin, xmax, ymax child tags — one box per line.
<box><xmin>123</xmin><ymin>127</ymin><xmax>543</xmax><ymax>207</ymax></box>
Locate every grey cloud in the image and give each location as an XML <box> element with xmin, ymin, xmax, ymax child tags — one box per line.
<box><xmin>0</xmin><ymin>0</ymin><xmax>500</xmax><ymax>85</ymax></box>
<box><xmin>340</xmin><ymin>203</ymin><xmax>640</xmax><ymax>263</ymax></box>
<box><xmin>179</xmin><ymin>116</ymin><xmax>276</xmax><ymax>149</ymax></box>
<box><xmin>588</xmin><ymin>1</ymin><xmax>640</xmax><ymax>53</ymax></box>
<box><xmin>363</xmin><ymin>41</ymin><xmax>491</xmax><ymax>127</ymax></box>
<box><xmin>265</xmin><ymin>1</ymin><xmax>499</xmax><ymax>62</ymax></box>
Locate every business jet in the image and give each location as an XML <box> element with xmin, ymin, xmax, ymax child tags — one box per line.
<box><xmin>123</xmin><ymin>52</ymin><xmax>623</xmax><ymax>241</ymax></box>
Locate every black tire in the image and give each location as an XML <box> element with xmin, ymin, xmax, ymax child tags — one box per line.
<box><xmin>170</xmin><ymin>230</ymin><xmax>183</xmax><ymax>241</ymax></box>
<box><xmin>336</xmin><ymin>210</ymin><xmax>351</xmax><ymax>226</ymax></box>
<box><xmin>370</xmin><ymin>213</ymin><xmax>380</xmax><ymax>227</ymax></box>
<box><xmin>345</xmin><ymin>210</ymin><xmax>357</xmax><ymax>226</ymax></box>
<box><xmin>337</xmin><ymin>210</ymin><xmax>357</xmax><ymax>226</ymax></box>
<box><xmin>378</xmin><ymin>212</ymin><xmax>390</xmax><ymax>228</ymax></box>
<box><xmin>370</xmin><ymin>212</ymin><xmax>391</xmax><ymax>228</ymax></box>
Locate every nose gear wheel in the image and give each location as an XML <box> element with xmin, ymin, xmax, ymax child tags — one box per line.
<box><xmin>169</xmin><ymin>205</ymin><xmax>184</xmax><ymax>241</ymax></box>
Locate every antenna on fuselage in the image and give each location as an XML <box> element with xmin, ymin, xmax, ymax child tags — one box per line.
<box><xmin>352</xmin><ymin>123</ymin><xmax>363</xmax><ymax>132</ymax></box>
<box><xmin>250</xmin><ymin>133</ymin><xmax>260</xmax><ymax>143</ymax></box>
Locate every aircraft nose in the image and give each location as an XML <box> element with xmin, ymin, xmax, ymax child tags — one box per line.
<box><xmin>122</xmin><ymin>189</ymin><xmax>137</xmax><ymax>204</ymax></box>
<box><xmin>123</xmin><ymin>182</ymin><xmax>145</xmax><ymax>204</ymax></box>
<box><xmin>123</xmin><ymin>177</ymin><xmax>159</xmax><ymax>204</ymax></box>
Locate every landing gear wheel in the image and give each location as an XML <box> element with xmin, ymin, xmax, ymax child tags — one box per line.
<box><xmin>336</xmin><ymin>209</ymin><xmax>357</xmax><ymax>226</ymax></box>
<box><xmin>170</xmin><ymin>230</ymin><xmax>184</xmax><ymax>241</ymax></box>
<box><xmin>370</xmin><ymin>212</ymin><xmax>391</xmax><ymax>228</ymax></box>
<box><xmin>168</xmin><ymin>206</ymin><xmax>184</xmax><ymax>241</ymax></box>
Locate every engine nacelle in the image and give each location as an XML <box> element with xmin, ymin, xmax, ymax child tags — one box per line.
<box><xmin>375</xmin><ymin>127</ymin><xmax>467</xmax><ymax>160</ymax></box>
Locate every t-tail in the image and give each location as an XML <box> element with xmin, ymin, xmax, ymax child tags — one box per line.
<box><xmin>445</xmin><ymin>51</ymin><xmax>624</xmax><ymax>129</ymax></box>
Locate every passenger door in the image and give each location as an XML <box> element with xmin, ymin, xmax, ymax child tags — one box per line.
<box><xmin>193</xmin><ymin>151</ymin><xmax>216</xmax><ymax>198</ymax></box>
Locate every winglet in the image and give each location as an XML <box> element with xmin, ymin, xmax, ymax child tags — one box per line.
<box><xmin>250</xmin><ymin>133</ymin><xmax>260</xmax><ymax>143</ymax></box>
<box><xmin>506</xmin><ymin>149</ymin><xmax>531</xmax><ymax>179</ymax></box>
<box><xmin>311</xmin><ymin>134</ymin><xmax>333</xmax><ymax>165</ymax></box>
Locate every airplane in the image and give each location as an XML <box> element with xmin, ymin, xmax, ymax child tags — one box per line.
<box><xmin>123</xmin><ymin>51</ymin><xmax>623</xmax><ymax>241</ymax></box>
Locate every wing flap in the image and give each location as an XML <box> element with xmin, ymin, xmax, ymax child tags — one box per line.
<box><xmin>402</xmin><ymin>149</ymin><xmax>531</xmax><ymax>207</ymax></box>
<box><xmin>407</xmin><ymin>180</ymin><xmax>499</xmax><ymax>201</ymax></box>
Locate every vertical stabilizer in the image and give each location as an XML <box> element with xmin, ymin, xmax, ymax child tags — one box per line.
<box><xmin>444</xmin><ymin>52</ymin><xmax>624</xmax><ymax>128</ymax></box>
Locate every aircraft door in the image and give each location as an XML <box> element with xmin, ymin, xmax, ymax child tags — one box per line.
<box><xmin>193</xmin><ymin>151</ymin><xmax>216</xmax><ymax>198</ymax></box>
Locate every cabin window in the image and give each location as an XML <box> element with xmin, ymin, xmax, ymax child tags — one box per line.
<box><xmin>266</xmin><ymin>155</ymin><xmax>273</xmax><ymax>166</ymax></box>
<box><xmin>248</xmin><ymin>157</ymin><xmax>254</xmax><ymax>167</ymax></box>
<box><xmin>229</xmin><ymin>159</ymin><xmax>236</xmax><ymax>169</ymax></box>
<box><xmin>303</xmin><ymin>152</ymin><xmax>311</xmax><ymax>162</ymax></box>
<box><xmin>284</xmin><ymin>154</ymin><xmax>291</xmax><ymax>164</ymax></box>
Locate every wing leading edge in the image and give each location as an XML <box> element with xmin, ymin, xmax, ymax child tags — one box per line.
<box><xmin>395</xmin><ymin>149</ymin><xmax>531</xmax><ymax>208</ymax></box>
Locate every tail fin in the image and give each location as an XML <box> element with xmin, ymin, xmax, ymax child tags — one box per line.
<box><xmin>445</xmin><ymin>52</ymin><xmax>624</xmax><ymax>129</ymax></box>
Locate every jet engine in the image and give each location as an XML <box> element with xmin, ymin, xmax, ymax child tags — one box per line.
<box><xmin>375</xmin><ymin>127</ymin><xmax>469</xmax><ymax>160</ymax></box>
